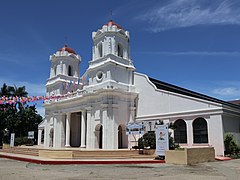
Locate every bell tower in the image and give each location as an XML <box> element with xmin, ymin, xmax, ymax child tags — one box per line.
<box><xmin>86</xmin><ymin>20</ymin><xmax>135</xmax><ymax>91</ymax></box>
<box><xmin>46</xmin><ymin>44</ymin><xmax>81</xmax><ymax>96</ymax></box>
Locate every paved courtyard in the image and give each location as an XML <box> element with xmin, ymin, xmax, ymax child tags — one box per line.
<box><xmin>0</xmin><ymin>158</ymin><xmax>240</xmax><ymax>180</ymax></box>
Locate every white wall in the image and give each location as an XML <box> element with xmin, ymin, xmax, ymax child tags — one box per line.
<box><xmin>222</xmin><ymin>114</ymin><xmax>240</xmax><ymax>133</ymax></box>
<box><xmin>208</xmin><ymin>114</ymin><xmax>225</xmax><ymax>156</ymax></box>
<box><xmin>134</xmin><ymin>73</ymin><xmax>220</xmax><ymax>117</ymax></box>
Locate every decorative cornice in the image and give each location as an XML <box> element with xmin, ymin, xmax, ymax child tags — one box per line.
<box><xmin>85</xmin><ymin>107</ymin><xmax>93</xmax><ymax>111</ymax></box>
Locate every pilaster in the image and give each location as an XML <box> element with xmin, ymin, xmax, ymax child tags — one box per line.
<box><xmin>101</xmin><ymin>104</ymin><xmax>108</xmax><ymax>149</ymax></box>
<box><xmin>44</xmin><ymin>115</ymin><xmax>50</xmax><ymax>147</ymax></box>
<box><xmin>86</xmin><ymin>107</ymin><xmax>94</xmax><ymax>149</ymax></box>
<box><xmin>53</xmin><ymin>112</ymin><xmax>57</xmax><ymax>148</ymax></box>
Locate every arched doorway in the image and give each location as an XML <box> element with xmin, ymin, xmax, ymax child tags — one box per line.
<box><xmin>49</xmin><ymin>128</ymin><xmax>54</xmax><ymax>147</ymax></box>
<box><xmin>95</xmin><ymin>124</ymin><xmax>103</xmax><ymax>149</ymax></box>
<box><xmin>118</xmin><ymin>126</ymin><xmax>123</xmax><ymax>148</ymax></box>
<box><xmin>41</xmin><ymin>129</ymin><xmax>44</xmax><ymax>144</ymax></box>
<box><xmin>70</xmin><ymin>112</ymin><xmax>81</xmax><ymax>147</ymax></box>
<box><xmin>118</xmin><ymin>124</ymin><xmax>128</xmax><ymax>149</ymax></box>
<box><xmin>193</xmin><ymin>117</ymin><xmax>208</xmax><ymax>143</ymax></box>
<box><xmin>174</xmin><ymin>119</ymin><xmax>187</xmax><ymax>144</ymax></box>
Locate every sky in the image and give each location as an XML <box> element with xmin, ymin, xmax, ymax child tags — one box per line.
<box><xmin>0</xmin><ymin>0</ymin><xmax>240</xmax><ymax>117</ymax></box>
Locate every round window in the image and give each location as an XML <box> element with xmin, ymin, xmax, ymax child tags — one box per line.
<box><xmin>96</xmin><ymin>71</ymin><xmax>103</xmax><ymax>81</ymax></box>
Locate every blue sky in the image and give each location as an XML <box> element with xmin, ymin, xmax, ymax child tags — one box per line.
<box><xmin>1</xmin><ymin>0</ymin><xmax>240</xmax><ymax>116</ymax></box>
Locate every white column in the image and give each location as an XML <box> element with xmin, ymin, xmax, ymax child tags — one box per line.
<box><xmin>186</xmin><ymin>119</ymin><xmax>193</xmax><ymax>147</ymax></box>
<box><xmin>44</xmin><ymin>115</ymin><xmax>49</xmax><ymax>147</ymax></box>
<box><xmin>81</xmin><ymin>111</ymin><xmax>86</xmax><ymax>148</ymax></box>
<box><xmin>112</xmin><ymin>104</ymin><xmax>119</xmax><ymax>149</ymax></box>
<box><xmin>65</xmin><ymin>112</ymin><xmax>71</xmax><ymax>147</ymax></box>
<box><xmin>102</xmin><ymin>104</ymin><xmax>108</xmax><ymax>149</ymax></box>
<box><xmin>86</xmin><ymin>107</ymin><xmax>93</xmax><ymax>149</ymax></box>
<box><xmin>60</xmin><ymin>114</ymin><xmax>65</xmax><ymax>147</ymax></box>
<box><xmin>37</xmin><ymin>129</ymin><xmax>42</xmax><ymax>146</ymax></box>
<box><xmin>53</xmin><ymin>113</ymin><xmax>57</xmax><ymax>148</ymax></box>
<box><xmin>53</xmin><ymin>112</ymin><xmax>65</xmax><ymax>148</ymax></box>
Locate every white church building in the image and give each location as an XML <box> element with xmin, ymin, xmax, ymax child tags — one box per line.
<box><xmin>38</xmin><ymin>20</ymin><xmax>240</xmax><ymax>156</ymax></box>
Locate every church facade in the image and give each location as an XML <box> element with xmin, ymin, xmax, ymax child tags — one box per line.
<box><xmin>38</xmin><ymin>20</ymin><xmax>240</xmax><ymax>156</ymax></box>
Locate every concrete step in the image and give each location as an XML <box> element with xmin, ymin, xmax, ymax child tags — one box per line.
<box><xmin>0</xmin><ymin>147</ymin><xmax>39</xmax><ymax>156</ymax></box>
<box><xmin>72</xmin><ymin>150</ymin><xmax>139</xmax><ymax>157</ymax></box>
<box><xmin>1</xmin><ymin>147</ymin><xmax>155</xmax><ymax>159</ymax></box>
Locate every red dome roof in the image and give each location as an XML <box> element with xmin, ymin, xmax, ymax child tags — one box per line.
<box><xmin>58</xmin><ymin>44</ymin><xmax>76</xmax><ymax>54</ymax></box>
<box><xmin>105</xmin><ymin>20</ymin><xmax>122</xmax><ymax>29</ymax></box>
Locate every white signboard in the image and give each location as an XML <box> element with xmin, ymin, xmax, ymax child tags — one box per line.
<box><xmin>10</xmin><ymin>133</ymin><xmax>15</xmax><ymax>147</ymax></box>
<box><xmin>126</xmin><ymin>123</ymin><xmax>145</xmax><ymax>135</ymax></box>
<box><xmin>156</xmin><ymin>125</ymin><xmax>169</xmax><ymax>156</ymax></box>
<box><xmin>28</xmin><ymin>131</ymin><xmax>34</xmax><ymax>139</ymax></box>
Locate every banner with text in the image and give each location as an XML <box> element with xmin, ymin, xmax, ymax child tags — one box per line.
<box><xmin>156</xmin><ymin>125</ymin><xmax>169</xmax><ymax>156</ymax></box>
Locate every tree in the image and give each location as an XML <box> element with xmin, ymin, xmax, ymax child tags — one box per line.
<box><xmin>224</xmin><ymin>133</ymin><xmax>240</xmax><ymax>155</ymax></box>
<box><xmin>0</xmin><ymin>83</ymin><xmax>28</xmax><ymax>97</ymax></box>
<box><xmin>0</xmin><ymin>83</ymin><xmax>9</xmax><ymax>96</ymax></box>
<box><xmin>0</xmin><ymin>104</ymin><xmax>7</xmax><ymax>147</ymax></box>
<box><xmin>0</xmin><ymin>83</ymin><xmax>41</xmax><ymax>147</ymax></box>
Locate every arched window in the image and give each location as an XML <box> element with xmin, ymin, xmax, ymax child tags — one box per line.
<box><xmin>54</xmin><ymin>66</ymin><xmax>57</xmax><ymax>76</ymax></box>
<box><xmin>68</xmin><ymin>65</ymin><xmax>73</xmax><ymax>76</ymax></box>
<box><xmin>98</xmin><ymin>43</ymin><xmax>103</xmax><ymax>58</ymax></box>
<box><xmin>118</xmin><ymin>43</ymin><xmax>123</xmax><ymax>57</ymax></box>
<box><xmin>193</xmin><ymin>118</ymin><xmax>208</xmax><ymax>143</ymax></box>
<box><xmin>174</xmin><ymin>119</ymin><xmax>187</xmax><ymax>143</ymax></box>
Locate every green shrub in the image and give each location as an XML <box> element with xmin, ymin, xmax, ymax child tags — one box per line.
<box><xmin>138</xmin><ymin>131</ymin><xmax>180</xmax><ymax>150</ymax></box>
<box><xmin>169</xmin><ymin>136</ymin><xmax>180</xmax><ymax>150</ymax></box>
<box><xmin>138</xmin><ymin>131</ymin><xmax>156</xmax><ymax>149</ymax></box>
<box><xmin>224</xmin><ymin>133</ymin><xmax>240</xmax><ymax>155</ymax></box>
<box><xmin>14</xmin><ymin>136</ymin><xmax>33</xmax><ymax>146</ymax></box>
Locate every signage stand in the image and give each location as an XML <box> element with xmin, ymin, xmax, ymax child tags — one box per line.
<box><xmin>155</xmin><ymin>125</ymin><xmax>169</xmax><ymax>157</ymax></box>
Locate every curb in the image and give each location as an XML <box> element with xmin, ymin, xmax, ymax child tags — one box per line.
<box><xmin>0</xmin><ymin>154</ymin><xmax>165</xmax><ymax>165</ymax></box>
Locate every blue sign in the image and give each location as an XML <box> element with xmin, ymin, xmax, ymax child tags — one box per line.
<box><xmin>126</xmin><ymin>123</ymin><xmax>145</xmax><ymax>135</ymax></box>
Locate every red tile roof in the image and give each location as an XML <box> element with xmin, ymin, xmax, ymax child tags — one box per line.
<box><xmin>58</xmin><ymin>44</ymin><xmax>76</xmax><ymax>54</ymax></box>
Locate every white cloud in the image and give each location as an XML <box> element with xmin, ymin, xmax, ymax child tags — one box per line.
<box><xmin>213</xmin><ymin>87</ymin><xmax>240</xmax><ymax>96</ymax></box>
<box><xmin>0</xmin><ymin>53</ymin><xmax>24</xmax><ymax>64</ymax></box>
<box><xmin>0</xmin><ymin>78</ymin><xmax>45</xmax><ymax>96</ymax></box>
<box><xmin>135</xmin><ymin>51</ymin><xmax>240</xmax><ymax>56</ymax></box>
<box><xmin>137</xmin><ymin>0</ymin><xmax>240</xmax><ymax>32</ymax></box>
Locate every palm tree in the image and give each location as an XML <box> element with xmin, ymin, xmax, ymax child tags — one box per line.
<box><xmin>0</xmin><ymin>83</ymin><xmax>29</xmax><ymax>147</ymax></box>
<box><xmin>0</xmin><ymin>83</ymin><xmax>28</xmax><ymax>97</ymax></box>
<box><xmin>0</xmin><ymin>83</ymin><xmax>9</xmax><ymax>96</ymax></box>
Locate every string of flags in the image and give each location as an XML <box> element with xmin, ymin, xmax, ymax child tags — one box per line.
<box><xmin>0</xmin><ymin>91</ymin><xmax>87</xmax><ymax>105</ymax></box>
<box><xmin>0</xmin><ymin>95</ymin><xmax>68</xmax><ymax>105</ymax></box>
<box><xmin>0</xmin><ymin>77</ymin><xmax>89</xmax><ymax>105</ymax></box>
